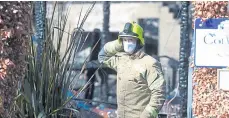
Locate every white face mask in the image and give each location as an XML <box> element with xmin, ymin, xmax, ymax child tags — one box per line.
<box><xmin>123</xmin><ymin>41</ymin><xmax>137</xmax><ymax>54</ymax></box>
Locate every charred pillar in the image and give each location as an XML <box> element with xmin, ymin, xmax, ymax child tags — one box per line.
<box><xmin>179</xmin><ymin>1</ymin><xmax>190</xmax><ymax>118</ymax></box>
<box><xmin>100</xmin><ymin>1</ymin><xmax>110</xmax><ymax>102</ymax></box>
<box><xmin>101</xmin><ymin>1</ymin><xmax>110</xmax><ymax>47</ymax></box>
<box><xmin>85</xmin><ymin>29</ymin><xmax>101</xmax><ymax>100</ymax></box>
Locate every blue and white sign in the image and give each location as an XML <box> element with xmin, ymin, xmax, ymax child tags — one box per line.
<box><xmin>195</xmin><ymin>18</ymin><xmax>229</xmax><ymax>67</ymax></box>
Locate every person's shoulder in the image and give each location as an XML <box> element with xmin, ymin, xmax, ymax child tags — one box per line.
<box><xmin>142</xmin><ymin>54</ymin><xmax>161</xmax><ymax>65</ymax></box>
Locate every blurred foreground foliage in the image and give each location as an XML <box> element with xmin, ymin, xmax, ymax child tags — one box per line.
<box><xmin>0</xmin><ymin>1</ymin><xmax>96</xmax><ymax>118</ymax></box>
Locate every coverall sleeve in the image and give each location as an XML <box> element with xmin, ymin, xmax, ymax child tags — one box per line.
<box><xmin>141</xmin><ymin>61</ymin><xmax>166</xmax><ymax>118</ymax></box>
<box><xmin>98</xmin><ymin>40</ymin><xmax>122</xmax><ymax>71</ymax></box>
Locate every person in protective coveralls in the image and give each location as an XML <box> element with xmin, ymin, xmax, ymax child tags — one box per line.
<box><xmin>98</xmin><ymin>21</ymin><xmax>166</xmax><ymax>118</ymax></box>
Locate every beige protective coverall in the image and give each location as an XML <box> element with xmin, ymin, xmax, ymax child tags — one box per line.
<box><xmin>98</xmin><ymin>40</ymin><xmax>166</xmax><ymax>118</ymax></box>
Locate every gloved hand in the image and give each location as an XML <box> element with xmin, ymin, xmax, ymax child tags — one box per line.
<box><xmin>140</xmin><ymin>109</ymin><xmax>151</xmax><ymax>118</ymax></box>
<box><xmin>104</xmin><ymin>39</ymin><xmax>123</xmax><ymax>55</ymax></box>
<box><xmin>140</xmin><ymin>107</ymin><xmax>158</xmax><ymax>118</ymax></box>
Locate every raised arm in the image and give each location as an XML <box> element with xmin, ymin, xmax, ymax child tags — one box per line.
<box><xmin>98</xmin><ymin>40</ymin><xmax>123</xmax><ymax>70</ymax></box>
